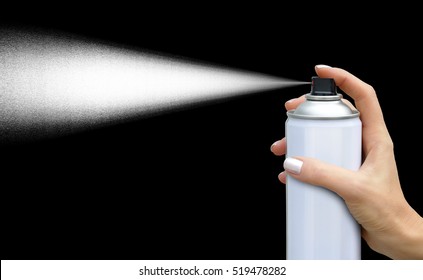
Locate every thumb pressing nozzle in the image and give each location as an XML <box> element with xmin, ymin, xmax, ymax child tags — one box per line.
<box><xmin>311</xmin><ymin>76</ymin><xmax>337</xmax><ymax>96</ymax></box>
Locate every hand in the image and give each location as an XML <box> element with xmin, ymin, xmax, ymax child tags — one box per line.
<box><xmin>271</xmin><ymin>65</ymin><xmax>423</xmax><ymax>260</ymax></box>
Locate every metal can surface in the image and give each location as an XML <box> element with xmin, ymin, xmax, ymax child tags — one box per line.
<box><xmin>285</xmin><ymin>77</ymin><xmax>362</xmax><ymax>259</ymax></box>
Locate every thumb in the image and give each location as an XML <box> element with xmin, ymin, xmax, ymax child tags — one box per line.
<box><xmin>284</xmin><ymin>157</ymin><xmax>360</xmax><ymax>201</ymax></box>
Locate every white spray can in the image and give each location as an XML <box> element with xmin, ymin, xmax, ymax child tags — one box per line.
<box><xmin>285</xmin><ymin>76</ymin><xmax>361</xmax><ymax>259</ymax></box>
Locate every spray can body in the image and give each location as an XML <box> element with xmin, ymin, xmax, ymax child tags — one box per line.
<box><xmin>285</xmin><ymin>77</ymin><xmax>362</xmax><ymax>260</ymax></box>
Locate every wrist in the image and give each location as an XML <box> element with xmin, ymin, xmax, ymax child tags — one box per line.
<box><xmin>393</xmin><ymin>207</ymin><xmax>423</xmax><ymax>259</ymax></box>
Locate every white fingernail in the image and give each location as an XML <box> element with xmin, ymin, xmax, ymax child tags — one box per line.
<box><xmin>315</xmin><ymin>64</ymin><xmax>332</xmax><ymax>69</ymax></box>
<box><xmin>284</xmin><ymin>157</ymin><xmax>303</xmax><ymax>174</ymax></box>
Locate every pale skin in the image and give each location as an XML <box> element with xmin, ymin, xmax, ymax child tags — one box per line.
<box><xmin>271</xmin><ymin>65</ymin><xmax>423</xmax><ymax>260</ymax></box>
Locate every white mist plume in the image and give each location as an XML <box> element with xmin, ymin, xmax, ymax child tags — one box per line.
<box><xmin>0</xmin><ymin>27</ymin><xmax>307</xmax><ymax>140</ymax></box>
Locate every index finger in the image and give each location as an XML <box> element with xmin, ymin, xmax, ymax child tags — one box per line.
<box><xmin>315</xmin><ymin>65</ymin><xmax>391</xmax><ymax>154</ymax></box>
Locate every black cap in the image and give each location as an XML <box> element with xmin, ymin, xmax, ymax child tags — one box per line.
<box><xmin>310</xmin><ymin>76</ymin><xmax>337</xmax><ymax>96</ymax></box>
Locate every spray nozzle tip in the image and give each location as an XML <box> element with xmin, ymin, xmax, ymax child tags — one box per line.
<box><xmin>311</xmin><ymin>76</ymin><xmax>337</xmax><ymax>96</ymax></box>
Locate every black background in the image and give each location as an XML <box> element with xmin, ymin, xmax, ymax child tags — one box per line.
<box><xmin>1</xmin><ymin>4</ymin><xmax>422</xmax><ymax>260</ymax></box>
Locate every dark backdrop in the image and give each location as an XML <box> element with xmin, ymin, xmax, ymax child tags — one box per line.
<box><xmin>1</xmin><ymin>4</ymin><xmax>422</xmax><ymax>260</ymax></box>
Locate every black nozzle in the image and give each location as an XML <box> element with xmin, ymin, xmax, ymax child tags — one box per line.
<box><xmin>310</xmin><ymin>76</ymin><xmax>337</xmax><ymax>96</ymax></box>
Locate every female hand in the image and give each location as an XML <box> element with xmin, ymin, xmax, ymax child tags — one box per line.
<box><xmin>271</xmin><ymin>65</ymin><xmax>423</xmax><ymax>259</ymax></box>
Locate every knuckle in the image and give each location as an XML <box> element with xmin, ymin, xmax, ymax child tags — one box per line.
<box><xmin>366</xmin><ymin>84</ymin><xmax>376</xmax><ymax>96</ymax></box>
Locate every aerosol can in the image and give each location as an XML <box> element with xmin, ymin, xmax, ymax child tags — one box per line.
<box><xmin>285</xmin><ymin>76</ymin><xmax>362</xmax><ymax>259</ymax></box>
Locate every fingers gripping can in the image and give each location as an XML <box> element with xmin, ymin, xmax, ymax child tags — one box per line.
<box><xmin>285</xmin><ymin>77</ymin><xmax>362</xmax><ymax>259</ymax></box>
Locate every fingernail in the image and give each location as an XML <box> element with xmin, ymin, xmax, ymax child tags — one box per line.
<box><xmin>285</xmin><ymin>98</ymin><xmax>297</xmax><ymax>104</ymax></box>
<box><xmin>270</xmin><ymin>140</ymin><xmax>281</xmax><ymax>152</ymax></box>
<box><xmin>315</xmin><ymin>64</ymin><xmax>332</xmax><ymax>69</ymax></box>
<box><xmin>284</xmin><ymin>157</ymin><xmax>303</xmax><ymax>175</ymax></box>
<box><xmin>278</xmin><ymin>171</ymin><xmax>287</xmax><ymax>184</ymax></box>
